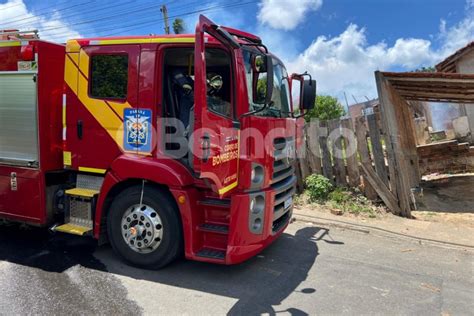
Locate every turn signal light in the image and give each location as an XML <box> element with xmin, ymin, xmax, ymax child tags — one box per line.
<box><xmin>20</xmin><ymin>44</ymin><xmax>34</xmax><ymax>61</ymax></box>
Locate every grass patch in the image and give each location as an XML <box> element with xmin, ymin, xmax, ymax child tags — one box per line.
<box><xmin>301</xmin><ymin>175</ymin><xmax>381</xmax><ymax>218</ymax></box>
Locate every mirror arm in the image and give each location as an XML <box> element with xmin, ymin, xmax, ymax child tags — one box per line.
<box><xmin>241</xmin><ymin>42</ymin><xmax>268</xmax><ymax>53</ymax></box>
<box><xmin>265</xmin><ymin>54</ymin><xmax>274</xmax><ymax>104</ymax></box>
<box><xmin>213</xmin><ymin>25</ymin><xmax>241</xmax><ymax>49</ymax></box>
<box><xmin>239</xmin><ymin>102</ymin><xmax>271</xmax><ymax>119</ymax></box>
<box><xmin>291</xmin><ymin>110</ymin><xmax>306</xmax><ymax>119</ymax></box>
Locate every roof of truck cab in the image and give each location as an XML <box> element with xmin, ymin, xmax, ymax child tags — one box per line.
<box><xmin>67</xmin><ymin>34</ymin><xmax>203</xmax><ymax>52</ymax></box>
<box><xmin>65</xmin><ymin>33</ymin><xmax>254</xmax><ymax>53</ymax></box>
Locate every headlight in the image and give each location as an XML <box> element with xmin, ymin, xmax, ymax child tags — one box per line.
<box><xmin>251</xmin><ymin>164</ymin><xmax>264</xmax><ymax>185</ymax></box>
<box><xmin>250</xmin><ymin>195</ymin><xmax>264</xmax><ymax>214</ymax></box>
<box><xmin>249</xmin><ymin>194</ymin><xmax>265</xmax><ymax>234</ymax></box>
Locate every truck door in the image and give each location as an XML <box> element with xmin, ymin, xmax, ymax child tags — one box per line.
<box><xmin>193</xmin><ymin>15</ymin><xmax>240</xmax><ymax>197</ymax></box>
<box><xmin>73</xmin><ymin>45</ymin><xmax>140</xmax><ymax>171</ymax></box>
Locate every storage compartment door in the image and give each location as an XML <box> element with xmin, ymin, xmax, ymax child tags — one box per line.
<box><xmin>0</xmin><ymin>72</ymin><xmax>39</xmax><ymax>167</ymax></box>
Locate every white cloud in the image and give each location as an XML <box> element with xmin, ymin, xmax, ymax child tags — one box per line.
<box><xmin>285</xmin><ymin>3</ymin><xmax>474</xmax><ymax>100</ymax></box>
<box><xmin>258</xmin><ymin>0</ymin><xmax>322</xmax><ymax>30</ymax></box>
<box><xmin>0</xmin><ymin>0</ymin><xmax>81</xmax><ymax>43</ymax></box>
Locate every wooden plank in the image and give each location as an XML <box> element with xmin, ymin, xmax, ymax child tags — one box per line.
<box><xmin>367</xmin><ymin>113</ymin><xmax>389</xmax><ymax>185</ymax></box>
<box><xmin>328</xmin><ymin>119</ymin><xmax>347</xmax><ymax>187</ymax></box>
<box><xmin>361</xmin><ymin>163</ymin><xmax>403</xmax><ymax>215</ymax></box>
<box><xmin>375</xmin><ymin>71</ymin><xmax>412</xmax><ymax>217</ymax></box>
<box><xmin>319</xmin><ymin>121</ymin><xmax>333</xmax><ymax>183</ymax></box>
<box><xmin>355</xmin><ymin>116</ymin><xmax>378</xmax><ymax>200</ymax></box>
<box><xmin>402</xmin><ymin>97</ymin><xmax>471</xmax><ymax>104</ymax></box>
<box><xmin>341</xmin><ymin>118</ymin><xmax>360</xmax><ymax>187</ymax></box>
<box><xmin>295</xmin><ymin>159</ymin><xmax>304</xmax><ymax>193</ymax></box>
<box><xmin>397</xmin><ymin>91</ymin><xmax>474</xmax><ymax>99</ymax></box>
<box><xmin>385</xmin><ymin>77</ymin><xmax>474</xmax><ymax>84</ymax></box>
<box><xmin>297</xmin><ymin>127</ymin><xmax>311</xmax><ymax>189</ymax></box>
<box><xmin>306</xmin><ymin>122</ymin><xmax>322</xmax><ymax>174</ymax></box>
<box><xmin>399</xmin><ymin>99</ymin><xmax>421</xmax><ymax>189</ymax></box>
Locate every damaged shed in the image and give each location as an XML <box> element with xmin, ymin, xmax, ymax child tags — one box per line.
<box><xmin>375</xmin><ymin>71</ymin><xmax>474</xmax><ymax>217</ymax></box>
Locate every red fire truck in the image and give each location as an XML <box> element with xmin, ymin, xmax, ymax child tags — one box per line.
<box><xmin>0</xmin><ymin>16</ymin><xmax>315</xmax><ymax>269</ymax></box>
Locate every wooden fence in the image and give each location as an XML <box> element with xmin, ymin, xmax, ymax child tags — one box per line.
<box><xmin>296</xmin><ymin>112</ymin><xmax>404</xmax><ymax>216</ymax></box>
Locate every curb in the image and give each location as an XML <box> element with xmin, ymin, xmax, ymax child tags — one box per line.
<box><xmin>292</xmin><ymin>213</ymin><xmax>474</xmax><ymax>251</ymax></box>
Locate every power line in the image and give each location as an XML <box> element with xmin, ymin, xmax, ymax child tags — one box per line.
<box><xmin>41</xmin><ymin>0</ymin><xmax>204</xmax><ymax>37</ymax></box>
<box><xmin>96</xmin><ymin>1</ymin><xmax>254</xmax><ymax>37</ymax></box>
<box><xmin>18</xmin><ymin>0</ymin><xmax>134</xmax><ymax>29</ymax></box>
<box><xmin>0</xmin><ymin>1</ymin><xmax>24</xmax><ymax>12</ymax></box>
<box><xmin>30</xmin><ymin>1</ymin><xmax>170</xmax><ymax>33</ymax></box>
<box><xmin>0</xmin><ymin>0</ymin><xmax>95</xmax><ymax>27</ymax></box>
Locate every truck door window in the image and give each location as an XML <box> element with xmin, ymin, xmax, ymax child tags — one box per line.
<box><xmin>205</xmin><ymin>49</ymin><xmax>232</xmax><ymax>117</ymax></box>
<box><xmin>90</xmin><ymin>54</ymin><xmax>128</xmax><ymax>99</ymax></box>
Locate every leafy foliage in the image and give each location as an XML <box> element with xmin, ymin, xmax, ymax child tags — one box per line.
<box><xmin>90</xmin><ymin>55</ymin><xmax>128</xmax><ymax>99</ymax></box>
<box><xmin>173</xmin><ymin>18</ymin><xmax>185</xmax><ymax>34</ymax></box>
<box><xmin>305</xmin><ymin>174</ymin><xmax>334</xmax><ymax>202</ymax></box>
<box><xmin>305</xmin><ymin>95</ymin><xmax>345</xmax><ymax>122</ymax></box>
<box><xmin>413</xmin><ymin>66</ymin><xmax>436</xmax><ymax>72</ymax></box>
<box><xmin>256</xmin><ymin>75</ymin><xmax>267</xmax><ymax>103</ymax></box>
<box><xmin>328</xmin><ymin>188</ymin><xmax>377</xmax><ymax>217</ymax></box>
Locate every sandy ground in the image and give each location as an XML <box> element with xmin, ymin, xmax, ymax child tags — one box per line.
<box><xmin>294</xmin><ymin>203</ymin><xmax>474</xmax><ymax>248</ymax></box>
<box><xmin>416</xmin><ymin>174</ymin><xmax>474</xmax><ymax>213</ymax></box>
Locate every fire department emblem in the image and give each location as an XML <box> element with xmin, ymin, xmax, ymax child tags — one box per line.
<box><xmin>124</xmin><ymin>108</ymin><xmax>152</xmax><ymax>153</ymax></box>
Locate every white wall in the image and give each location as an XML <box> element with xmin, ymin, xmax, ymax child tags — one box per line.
<box><xmin>456</xmin><ymin>50</ymin><xmax>474</xmax><ymax>143</ymax></box>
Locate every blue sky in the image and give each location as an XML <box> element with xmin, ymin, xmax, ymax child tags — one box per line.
<box><xmin>1</xmin><ymin>0</ymin><xmax>473</xmax><ymax>102</ymax></box>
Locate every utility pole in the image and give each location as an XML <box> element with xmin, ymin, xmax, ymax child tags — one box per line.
<box><xmin>160</xmin><ymin>5</ymin><xmax>170</xmax><ymax>35</ymax></box>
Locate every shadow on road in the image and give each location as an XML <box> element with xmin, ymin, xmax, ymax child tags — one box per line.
<box><xmin>0</xmin><ymin>224</ymin><xmax>344</xmax><ymax>315</ymax></box>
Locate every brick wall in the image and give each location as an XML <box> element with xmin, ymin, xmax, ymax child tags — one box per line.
<box><xmin>417</xmin><ymin>140</ymin><xmax>474</xmax><ymax>175</ymax></box>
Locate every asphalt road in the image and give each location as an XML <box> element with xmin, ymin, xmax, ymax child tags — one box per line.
<box><xmin>0</xmin><ymin>220</ymin><xmax>472</xmax><ymax>315</ymax></box>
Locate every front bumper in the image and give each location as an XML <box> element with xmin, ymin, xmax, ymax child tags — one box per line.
<box><xmin>225</xmin><ymin>175</ymin><xmax>296</xmax><ymax>264</ymax></box>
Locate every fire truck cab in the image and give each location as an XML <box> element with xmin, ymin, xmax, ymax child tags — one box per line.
<box><xmin>0</xmin><ymin>16</ymin><xmax>316</xmax><ymax>268</ymax></box>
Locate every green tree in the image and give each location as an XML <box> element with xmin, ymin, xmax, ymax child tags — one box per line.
<box><xmin>413</xmin><ymin>66</ymin><xmax>435</xmax><ymax>72</ymax></box>
<box><xmin>305</xmin><ymin>95</ymin><xmax>345</xmax><ymax>122</ymax></box>
<box><xmin>172</xmin><ymin>18</ymin><xmax>185</xmax><ymax>34</ymax></box>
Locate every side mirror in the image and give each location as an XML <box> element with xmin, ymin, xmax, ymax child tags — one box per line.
<box><xmin>291</xmin><ymin>73</ymin><xmax>316</xmax><ymax>117</ymax></box>
<box><xmin>301</xmin><ymin>79</ymin><xmax>316</xmax><ymax>110</ymax></box>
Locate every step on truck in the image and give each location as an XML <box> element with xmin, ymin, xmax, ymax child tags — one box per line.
<box><xmin>0</xmin><ymin>16</ymin><xmax>316</xmax><ymax>269</ymax></box>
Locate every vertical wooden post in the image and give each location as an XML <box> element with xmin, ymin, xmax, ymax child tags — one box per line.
<box><xmin>319</xmin><ymin>121</ymin><xmax>334</xmax><ymax>183</ymax></box>
<box><xmin>355</xmin><ymin>116</ymin><xmax>378</xmax><ymax>200</ymax></box>
<box><xmin>328</xmin><ymin>119</ymin><xmax>347</xmax><ymax>186</ymax></box>
<box><xmin>375</xmin><ymin>71</ymin><xmax>412</xmax><ymax>217</ymax></box>
<box><xmin>297</xmin><ymin>125</ymin><xmax>310</xmax><ymax>191</ymax></box>
<box><xmin>367</xmin><ymin>113</ymin><xmax>389</xmax><ymax>185</ymax></box>
<box><xmin>341</xmin><ymin>118</ymin><xmax>360</xmax><ymax>187</ymax></box>
<box><xmin>306</xmin><ymin>122</ymin><xmax>322</xmax><ymax>174</ymax></box>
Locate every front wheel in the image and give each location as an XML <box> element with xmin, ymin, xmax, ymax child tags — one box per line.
<box><xmin>107</xmin><ymin>185</ymin><xmax>182</xmax><ymax>269</ymax></box>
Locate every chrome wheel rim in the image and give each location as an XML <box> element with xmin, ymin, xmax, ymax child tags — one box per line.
<box><xmin>121</xmin><ymin>204</ymin><xmax>163</xmax><ymax>254</ymax></box>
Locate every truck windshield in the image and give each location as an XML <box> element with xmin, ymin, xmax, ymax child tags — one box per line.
<box><xmin>243</xmin><ymin>49</ymin><xmax>291</xmax><ymax>118</ymax></box>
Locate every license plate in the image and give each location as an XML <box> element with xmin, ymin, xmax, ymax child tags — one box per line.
<box><xmin>284</xmin><ymin>197</ymin><xmax>293</xmax><ymax>209</ymax></box>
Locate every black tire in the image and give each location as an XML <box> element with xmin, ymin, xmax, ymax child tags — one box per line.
<box><xmin>107</xmin><ymin>185</ymin><xmax>182</xmax><ymax>269</ymax></box>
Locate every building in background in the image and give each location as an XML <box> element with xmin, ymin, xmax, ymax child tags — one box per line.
<box><xmin>436</xmin><ymin>41</ymin><xmax>474</xmax><ymax>144</ymax></box>
<box><xmin>348</xmin><ymin>98</ymin><xmax>379</xmax><ymax>128</ymax></box>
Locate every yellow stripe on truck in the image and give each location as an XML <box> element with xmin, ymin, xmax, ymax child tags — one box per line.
<box><xmin>96</xmin><ymin>37</ymin><xmax>195</xmax><ymax>45</ymax></box>
<box><xmin>64</xmin><ymin>49</ymin><xmax>133</xmax><ymax>151</ymax></box>
<box><xmin>66</xmin><ymin>40</ymin><xmax>81</xmax><ymax>53</ymax></box>
<box><xmin>64</xmin><ymin>54</ymin><xmax>79</xmax><ymax>94</ymax></box>
<box><xmin>78</xmin><ymin>166</ymin><xmax>107</xmax><ymax>174</ymax></box>
<box><xmin>0</xmin><ymin>41</ymin><xmax>21</xmax><ymax>47</ymax></box>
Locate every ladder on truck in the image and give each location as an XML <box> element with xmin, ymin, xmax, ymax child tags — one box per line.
<box><xmin>0</xmin><ymin>29</ymin><xmax>39</xmax><ymax>40</ymax></box>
